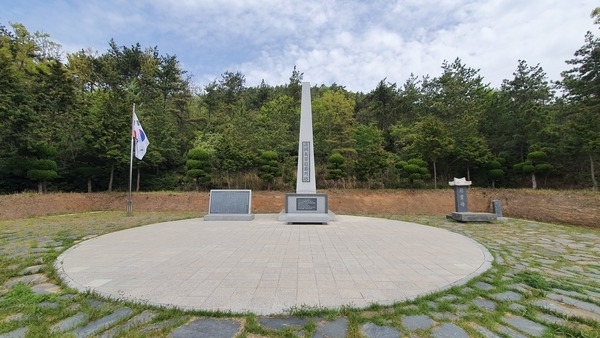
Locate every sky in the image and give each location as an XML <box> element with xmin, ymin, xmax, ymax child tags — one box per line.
<box><xmin>2</xmin><ymin>0</ymin><xmax>598</xmax><ymax>93</ymax></box>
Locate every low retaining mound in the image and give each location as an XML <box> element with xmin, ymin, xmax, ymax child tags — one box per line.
<box><xmin>0</xmin><ymin>189</ymin><xmax>598</xmax><ymax>228</ymax></box>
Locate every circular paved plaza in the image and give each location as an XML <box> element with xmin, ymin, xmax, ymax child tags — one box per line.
<box><xmin>55</xmin><ymin>214</ymin><xmax>492</xmax><ymax>315</ymax></box>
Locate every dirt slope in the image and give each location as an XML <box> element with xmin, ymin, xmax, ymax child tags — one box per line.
<box><xmin>1</xmin><ymin>189</ymin><xmax>598</xmax><ymax>228</ymax></box>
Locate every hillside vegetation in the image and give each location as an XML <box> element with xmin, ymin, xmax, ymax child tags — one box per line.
<box><xmin>2</xmin><ymin>11</ymin><xmax>600</xmax><ymax>194</ymax></box>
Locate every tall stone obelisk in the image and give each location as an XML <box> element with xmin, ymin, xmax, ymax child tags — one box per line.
<box><xmin>296</xmin><ymin>82</ymin><xmax>317</xmax><ymax>194</ymax></box>
<box><xmin>279</xmin><ymin>82</ymin><xmax>332</xmax><ymax>224</ymax></box>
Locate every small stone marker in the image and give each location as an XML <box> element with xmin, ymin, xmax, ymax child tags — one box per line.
<box><xmin>449</xmin><ymin>177</ymin><xmax>471</xmax><ymax>212</ymax></box>
<box><xmin>448</xmin><ymin>177</ymin><xmax>497</xmax><ymax>223</ymax></box>
<box><xmin>492</xmin><ymin>199</ymin><xmax>508</xmax><ymax>221</ymax></box>
<box><xmin>492</xmin><ymin>200</ymin><xmax>503</xmax><ymax>217</ymax></box>
<box><xmin>204</xmin><ymin>189</ymin><xmax>254</xmax><ymax>221</ymax></box>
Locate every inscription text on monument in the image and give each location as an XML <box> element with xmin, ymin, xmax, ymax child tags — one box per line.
<box><xmin>296</xmin><ymin>197</ymin><xmax>318</xmax><ymax>211</ymax></box>
<box><xmin>302</xmin><ymin>141</ymin><xmax>310</xmax><ymax>182</ymax></box>
<box><xmin>205</xmin><ymin>189</ymin><xmax>254</xmax><ymax>221</ymax></box>
<box><xmin>209</xmin><ymin>190</ymin><xmax>251</xmax><ymax>214</ymax></box>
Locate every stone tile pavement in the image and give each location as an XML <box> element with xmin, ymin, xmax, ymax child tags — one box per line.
<box><xmin>0</xmin><ymin>213</ymin><xmax>598</xmax><ymax>337</ymax></box>
<box><xmin>55</xmin><ymin>214</ymin><xmax>492</xmax><ymax>315</ymax></box>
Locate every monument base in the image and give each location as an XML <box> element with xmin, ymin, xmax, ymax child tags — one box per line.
<box><xmin>278</xmin><ymin>211</ymin><xmax>334</xmax><ymax>224</ymax></box>
<box><xmin>447</xmin><ymin>212</ymin><xmax>497</xmax><ymax>223</ymax></box>
<box><xmin>279</xmin><ymin>193</ymin><xmax>333</xmax><ymax>224</ymax></box>
<box><xmin>204</xmin><ymin>214</ymin><xmax>255</xmax><ymax>221</ymax></box>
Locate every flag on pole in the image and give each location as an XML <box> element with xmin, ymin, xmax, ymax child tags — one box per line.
<box><xmin>132</xmin><ymin>112</ymin><xmax>149</xmax><ymax>160</ymax></box>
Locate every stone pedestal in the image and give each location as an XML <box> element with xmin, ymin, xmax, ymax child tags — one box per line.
<box><xmin>278</xmin><ymin>193</ymin><xmax>330</xmax><ymax>224</ymax></box>
<box><xmin>448</xmin><ymin>212</ymin><xmax>496</xmax><ymax>223</ymax></box>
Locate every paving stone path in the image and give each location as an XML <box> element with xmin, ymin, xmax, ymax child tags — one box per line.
<box><xmin>0</xmin><ymin>215</ymin><xmax>599</xmax><ymax>337</ymax></box>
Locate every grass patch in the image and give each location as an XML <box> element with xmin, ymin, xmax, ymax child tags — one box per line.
<box><xmin>515</xmin><ymin>270</ymin><xmax>552</xmax><ymax>291</ymax></box>
<box><xmin>286</xmin><ymin>304</ymin><xmax>341</xmax><ymax>318</ymax></box>
<box><xmin>0</xmin><ymin>283</ymin><xmax>45</xmax><ymax>308</ymax></box>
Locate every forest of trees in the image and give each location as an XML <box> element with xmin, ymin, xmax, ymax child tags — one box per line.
<box><xmin>1</xmin><ymin>9</ymin><xmax>600</xmax><ymax>194</ymax></box>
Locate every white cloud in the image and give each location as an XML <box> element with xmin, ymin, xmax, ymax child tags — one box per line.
<box><xmin>2</xmin><ymin>0</ymin><xmax>598</xmax><ymax>93</ymax></box>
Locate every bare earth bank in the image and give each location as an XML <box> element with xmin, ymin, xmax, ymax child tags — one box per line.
<box><xmin>0</xmin><ymin>189</ymin><xmax>598</xmax><ymax>228</ymax></box>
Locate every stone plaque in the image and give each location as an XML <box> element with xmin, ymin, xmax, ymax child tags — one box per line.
<box><xmin>209</xmin><ymin>190</ymin><xmax>251</xmax><ymax>214</ymax></box>
<box><xmin>296</xmin><ymin>197</ymin><xmax>318</xmax><ymax>211</ymax></box>
<box><xmin>285</xmin><ymin>193</ymin><xmax>328</xmax><ymax>214</ymax></box>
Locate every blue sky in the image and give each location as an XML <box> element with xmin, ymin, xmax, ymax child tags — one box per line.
<box><xmin>2</xmin><ymin>0</ymin><xmax>598</xmax><ymax>93</ymax></box>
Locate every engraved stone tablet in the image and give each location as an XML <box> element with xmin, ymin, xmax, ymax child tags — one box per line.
<box><xmin>205</xmin><ymin>189</ymin><xmax>254</xmax><ymax>221</ymax></box>
<box><xmin>209</xmin><ymin>190</ymin><xmax>250</xmax><ymax>214</ymax></box>
<box><xmin>296</xmin><ymin>197</ymin><xmax>318</xmax><ymax>211</ymax></box>
<box><xmin>454</xmin><ymin>186</ymin><xmax>468</xmax><ymax>213</ymax></box>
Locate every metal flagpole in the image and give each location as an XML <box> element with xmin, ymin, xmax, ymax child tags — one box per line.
<box><xmin>127</xmin><ymin>103</ymin><xmax>135</xmax><ymax>216</ymax></box>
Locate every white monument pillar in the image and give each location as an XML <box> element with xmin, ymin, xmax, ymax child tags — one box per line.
<box><xmin>296</xmin><ymin>82</ymin><xmax>317</xmax><ymax>194</ymax></box>
<box><xmin>279</xmin><ymin>81</ymin><xmax>333</xmax><ymax>224</ymax></box>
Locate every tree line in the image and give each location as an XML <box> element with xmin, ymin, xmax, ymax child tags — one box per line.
<box><xmin>1</xmin><ymin>9</ymin><xmax>599</xmax><ymax>194</ymax></box>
